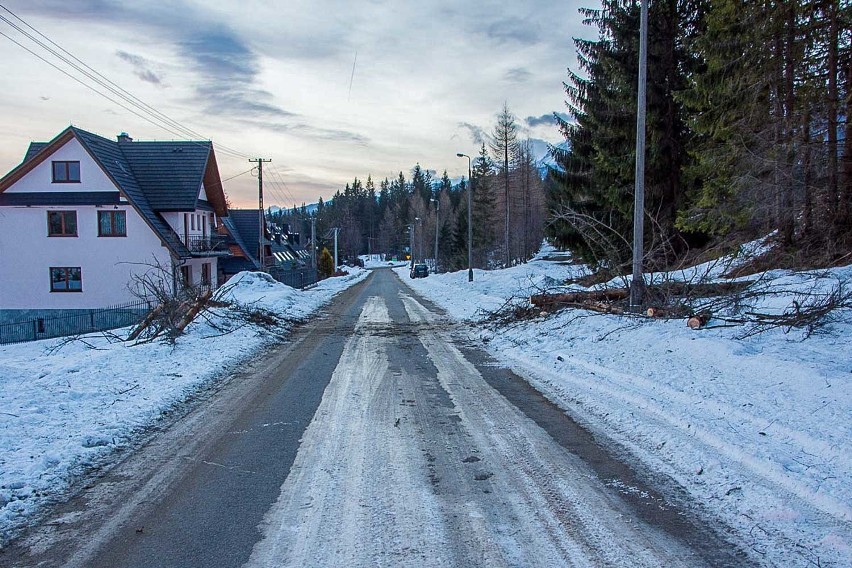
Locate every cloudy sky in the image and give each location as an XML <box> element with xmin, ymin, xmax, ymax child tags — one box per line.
<box><xmin>0</xmin><ymin>0</ymin><xmax>597</xmax><ymax>208</ymax></box>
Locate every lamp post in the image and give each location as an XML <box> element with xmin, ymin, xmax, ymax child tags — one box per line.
<box><xmin>456</xmin><ymin>153</ymin><xmax>473</xmax><ymax>282</ymax></box>
<box><xmin>416</xmin><ymin>217</ymin><xmax>423</xmax><ymax>263</ymax></box>
<box><xmin>430</xmin><ymin>197</ymin><xmax>440</xmax><ymax>273</ymax></box>
<box><xmin>409</xmin><ymin>223</ymin><xmax>415</xmax><ymax>268</ymax></box>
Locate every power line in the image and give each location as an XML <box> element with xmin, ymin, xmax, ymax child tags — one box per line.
<box><xmin>260</xmin><ymin>166</ymin><xmax>295</xmax><ymax>208</ymax></box>
<box><xmin>0</xmin><ymin>8</ymin><xmax>202</xmax><ymax>142</ymax></box>
<box><xmin>0</xmin><ymin>4</ymin><xmax>251</xmax><ymax>161</ymax></box>
<box><xmin>259</xmin><ymin>169</ymin><xmax>289</xmax><ymax>208</ymax></box>
<box><xmin>0</xmin><ymin>29</ymin><xmax>197</xmax><ymax>149</ymax></box>
<box><xmin>0</xmin><ymin>7</ymin><xmax>246</xmax><ymax>157</ymax></box>
<box><xmin>221</xmin><ymin>168</ymin><xmax>254</xmax><ymax>183</ymax></box>
<box><xmin>265</xmin><ymin>167</ymin><xmax>290</xmax><ymax>203</ymax></box>
<box><xmin>268</xmin><ymin>167</ymin><xmax>299</xmax><ymax>205</ymax></box>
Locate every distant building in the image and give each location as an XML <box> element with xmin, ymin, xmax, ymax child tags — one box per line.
<box><xmin>220</xmin><ymin>209</ymin><xmax>310</xmax><ymax>280</ymax></box>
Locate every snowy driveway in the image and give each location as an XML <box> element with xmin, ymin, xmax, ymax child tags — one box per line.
<box><xmin>7</xmin><ymin>269</ymin><xmax>747</xmax><ymax>567</ymax></box>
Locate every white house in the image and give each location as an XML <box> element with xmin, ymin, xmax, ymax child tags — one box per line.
<box><xmin>0</xmin><ymin>126</ymin><xmax>231</xmax><ymax>324</ymax></box>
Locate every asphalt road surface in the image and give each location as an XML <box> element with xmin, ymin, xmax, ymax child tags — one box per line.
<box><xmin>5</xmin><ymin>268</ymin><xmax>751</xmax><ymax>567</ymax></box>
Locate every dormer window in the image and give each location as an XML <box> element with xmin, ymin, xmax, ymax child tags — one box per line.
<box><xmin>52</xmin><ymin>161</ymin><xmax>81</xmax><ymax>183</ymax></box>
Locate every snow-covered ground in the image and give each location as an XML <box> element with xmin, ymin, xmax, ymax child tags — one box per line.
<box><xmin>396</xmin><ymin>246</ymin><xmax>852</xmax><ymax>567</ymax></box>
<box><xmin>2</xmin><ymin>245</ymin><xmax>850</xmax><ymax>566</ymax></box>
<box><xmin>359</xmin><ymin>254</ymin><xmax>409</xmax><ymax>269</ymax></box>
<box><xmin>0</xmin><ymin>268</ymin><xmax>369</xmax><ymax>546</ymax></box>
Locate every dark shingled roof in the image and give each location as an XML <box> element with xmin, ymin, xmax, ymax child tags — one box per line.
<box><xmin>71</xmin><ymin>127</ymin><xmax>192</xmax><ymax>257</ymax></box>
<box><xmin>24</xmin><ymin>142</ymin><xmax>48</xmax><ymax>163</ymax></box>
<box><xmin>221</xmin><ymin>209</ymin><xmax>311</xmax><ymax>274</ymax></box>
<box><xmin>222</xmin><ymin>209</ymin><xmax>268</xmax><ymax>268</ymax></box>
<box><xmin>120</xmin><ymin>141</ymin><xmax>211</xmax><ymax>211</ymax></box>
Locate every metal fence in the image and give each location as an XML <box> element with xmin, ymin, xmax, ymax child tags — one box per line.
<box><xmin>184</xmin><ymin>234</ymin><xmax>229</xmax><ymax>254</ymax></box>
<box><xmin>0</xmin><ymin>300</ymin><xmax>152</xmax><ymax>345</ymax></box>
<box><xmin>267</xmin><ymin>267</ymin><xmax>319</xmax><ymax>289</ymax></box>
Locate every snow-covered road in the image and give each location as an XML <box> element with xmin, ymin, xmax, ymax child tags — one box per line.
<box><xmin>245</xmin><ymin>282</ymin><xmax>739</xmax><ymax>566</ymax></box>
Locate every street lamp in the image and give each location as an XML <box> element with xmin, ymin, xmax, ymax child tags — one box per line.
<box><xmin>456</xmin><ymin>153</ymin><xmax>473</xmax><ymax>282</ymax></box>
<box><xmin>416</xmin><ymin>217</ymin><xmax>423</xmax><ymax>263</ymax></box>
<box><xmin>409</xmin><ymin>222</ymin><xmax>415</xmax><ymax>268</ymax></box>
<box><xmin>430</xmin><ymin>197</ymin><xmax>440</xmax><ymax>274</ymax></box>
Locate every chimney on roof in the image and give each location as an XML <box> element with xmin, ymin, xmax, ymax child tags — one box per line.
<box><xmin>117</xmin><ymin>132</ymin><xmax>133</xmax><ymax>143</ymax></box>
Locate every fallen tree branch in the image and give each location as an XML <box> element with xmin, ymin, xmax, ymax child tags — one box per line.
<box><xmin>530</xmin><ymin>289</ymin><xmax>628</xmax><ymax>309</ymax></box>
<box><xmin>174</xmin><ymin>290</ymin><xmax>213</xmax><ymax>333</ymax></box>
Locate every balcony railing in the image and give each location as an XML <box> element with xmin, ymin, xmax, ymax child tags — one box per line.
<box><xmin>184</xmin><ymin>234</ymin><xmax>229</xmax><ymax>255</ymax></box>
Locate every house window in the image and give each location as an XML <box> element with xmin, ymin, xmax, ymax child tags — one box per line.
<box><xmin>180</xmin><ymin>265</ymin><xmax>192</xmax><ymax>287</ymax></box>
<box><xmin>191</xmin><ymin>215</ymin><xmax>196</xmax><ymax>230</ymax></box>
<box><xmin>50</xmin><ymin>267</ymin><xmax>82</xmax><ymax>292</ymax></box>
<box><xmin>52</xmin><ymin>161</ymin><xmax>81</xmax><ymax>183</ymax></box>
<box><xmin>201</xmin><ymin>263</ymin><xmax>211</xmax><ymax>286</ymax></box>
<box><xmin>47</xmin><ymin>211</ymin><xmax>77</xmax><ymax>236</ymax></box>
<box><xmin>98</xmin><ymin>210</ymin><xmax>127</xmax><ymax>237</ymax></box>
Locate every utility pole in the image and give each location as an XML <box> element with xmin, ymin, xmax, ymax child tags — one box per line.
<box><xmin>311</xmin><ymin>216</ymin><xmax>317</xmax><ymax>270</ymax></box>
<box><xmin>249</xmin><ymin>158</ymin><xmax>272</xmax><ymax>270</ymax></box>
<box><xmin>332</xmin><ymin>227</ymin><xmax>339</xmax><ymax>271</ymax></box>
<box><xmin>431</xmin><ymin>197</ymin><xmax>440</xmax><ymax>273</ymax></box>
<box><xmin>504</xmin><ymin>141</ymin><xmax>510</xmax><ymax>268</ymax></box>
<box><xmin>456</xmin><ymin>153</ymin><xmax>473</xmax><ymax>282</ymax></box>
<box><xmin>630</xmin><ymin>0</ymin><xmax>648</xmax><ymax>308</ymax></box>
<box><xmin>409</xmin><ymin>223</ymin><xmax>415</xmax><ymax>268</ymax></box>
<box><xmin>416</xmin><ymin>217</ymin><xmax>422</xmax><ymax>263</ymax></box>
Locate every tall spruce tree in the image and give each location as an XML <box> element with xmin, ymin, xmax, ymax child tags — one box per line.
<box><xmin>548</xmin><ymin>0</ymin><xmax>700</xmax><ymax>269</ymax></box>
<box><xmin>472</xmin><ymin>143</ymin><xmax>498</xmax><ymax>266</ymax></box>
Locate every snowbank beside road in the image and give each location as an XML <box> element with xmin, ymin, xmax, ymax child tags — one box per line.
<box><xmin>0</xmin><ymin>269</ymin><xmax>368</xmax><ymax>545</ymax></box>
<box><xmin>398</xmin><ymin>254</ymin><xmax>852</xmax><ymax>567</ymax></box>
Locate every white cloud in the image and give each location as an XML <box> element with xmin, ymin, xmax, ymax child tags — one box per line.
<box><xmin>0</xmin><ymin>0</ymin><xmax>597</xmax><ymax>207</ymax></box>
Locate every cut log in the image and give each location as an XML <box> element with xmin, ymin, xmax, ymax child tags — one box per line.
<box><xmin>174</xmin><ymin>290</ymin><xmax>213</xmax><ymax>333</ymax></box>
<box><xmin>687</xmin><ymin>312</ymin><xmax>711</xmax><ymax>330</ymax></box>
<box><xmin>127</xmin><ymin>303</ymin><xmax>163</xmax><ymax>341</ymax></box>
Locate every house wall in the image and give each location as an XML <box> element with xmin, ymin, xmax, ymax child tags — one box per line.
<box><xmin>162</xmin><ymin>210</ymin><xmax>217</xmax><ymax>243</ymax></box>
<box><xmin>8</xmin><ymin>138</ymin><xmax>117</xmax><ymax>193</ymax></box>
<box><xmin>176</xmin><ymin>257</ymin><xmax>219</xmax><ymax>288</ymax></box>
<box><xmin>0</xmin><ymin>204</ymin><xmax>172</xmax><ymax>319</ymax></box>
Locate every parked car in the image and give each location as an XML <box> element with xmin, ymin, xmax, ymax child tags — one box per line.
<box><xmin>410</xmin><ymin>263</ymin><xmax>429</xmax><ymax>278</ymax></box>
